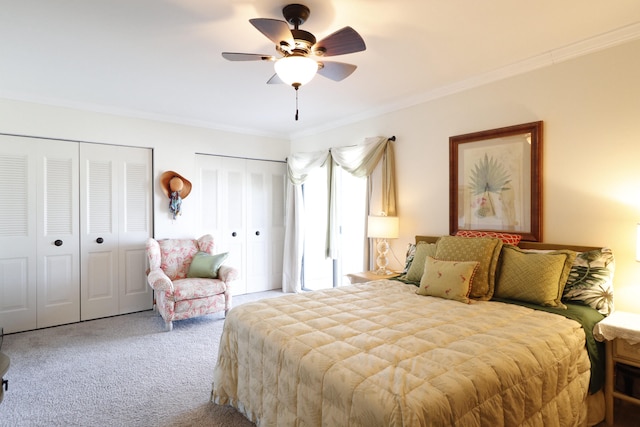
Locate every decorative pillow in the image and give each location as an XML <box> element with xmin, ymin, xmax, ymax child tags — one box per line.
<box><xmin>417</xmin><ymin>257</ymin><xmax>479</xmax><ymax>303</ymax></box>
<box><xmin>402</xmin><ymin>243</ymin><xmax>417</xmax><ymax>274</ymax></box>
<box><xmin>455</xmin><ymin>230</ymin><xmax>522</xmax><ymax>246</ymax></box>
<box><xmin>187</xmin><ymin>251</ymin><xmax>228</xmax><ymax>279</ymax></box>
<box><xmin>495</xmin><ymin>245</ymin><xmax>576</xmax><ymax>308</ymax></box>
<box><xmin>563</xmin><ymin>248</ymin><xmax>615</xmax><ymax>316</ymax></box>
<box><xmin>434</xmin><ymin>236</ymin><xmax>503</xmax><ymax>300</ymax></box>
<box><xmin>405</xmin><ymin>242</ymin><xmax>437</xmax><ymax>282</ymax></box>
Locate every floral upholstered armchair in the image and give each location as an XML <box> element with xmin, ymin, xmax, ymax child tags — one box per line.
<box><xmin>145</xmin><ymin>235</ymin><xmax>238</xmax><ymax>331</ymax></box>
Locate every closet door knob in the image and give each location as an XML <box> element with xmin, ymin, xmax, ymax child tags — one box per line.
<box><xmin>96</xmin><ymin>237</ymin><xmax>104</xmax><ymax>244</ymax></box>
<box><xmin>232</xmin><ymin>232</ymin><xmax>237</xmax><ymax>237</ymax></box>
<box><xmin>54</xmin><ymin>240</ymin><xmax>63</xmax><ymax>247</ymax></box>
<box><xmin>255</xmin><ymin>231</ymin><xmax>260</xmax><ymax>236</ymax></box>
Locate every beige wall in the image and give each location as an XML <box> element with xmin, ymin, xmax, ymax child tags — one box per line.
<box><xmin>2</xmin><ymin>38</ymin><xmax>639</xmax><ymax>312</ymax></box>
<box><xmin>0</xmin><ymin>99</ymin><xmax>290</xmax><ymax>239</ymax></box>
<box><xmin>291</xmin><ymin>39</ymin><xmax>640</xmax><ymax>313</ymax></box>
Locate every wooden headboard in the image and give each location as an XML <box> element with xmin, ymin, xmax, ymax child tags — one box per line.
<box><xmin>415</xmin><ymin>235</ymin><xmax>601</xmax><ymax>253</ymax></box>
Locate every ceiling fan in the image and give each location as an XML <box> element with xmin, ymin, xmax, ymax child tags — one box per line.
<box><xmin>222</xmin><ymin>3</ymin><xmax>366</xmax><ymax>120</ymax></box>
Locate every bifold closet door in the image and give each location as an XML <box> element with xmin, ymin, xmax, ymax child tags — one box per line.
<box><xmin>197</xmin><ymin>155</ymin><xmax>247</xmax><ymax>294</ymax></box>
<box><xmin>245</xmin><ymin>160</ymin><xmax>285</xmax><ymax>293</ymax></box>
<box><xmin>0</xmin><ymin>136</ymin><xmax>80</xmax><ymax>333</ymax></box>
<box><xmin>80</xmin><ymin>144</ymin><xmax>152</xmax><ymax>320</ymax></box>
<box><xmin>195</xmin><ymin>154</ymin><xmax>285</xmax><ymax>295</ymax></box>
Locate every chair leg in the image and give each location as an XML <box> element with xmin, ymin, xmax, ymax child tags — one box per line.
<box><xmin>165</xmin><ymin>320</ymin><xmax>173</xmax><ymax>331</ymax></box>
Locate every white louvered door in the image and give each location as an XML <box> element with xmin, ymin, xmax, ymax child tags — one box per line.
<box><xmin>36</xmin><ymin>140</ymin><xmax>80</xmax><ymax>328</ymax></box>
<box><xmin>117</xmin><ymin>146</ymin><xmax>153</xmax><ymax>314</ymax></box>
<box><xmin>224</xmin><ymin>157</ymin><xmax>248</xmax><ymax>294</ymax></box>
<box><xmin>80</xmin><ymin>144</ymin><xmax>152</xmax><ymax>320</ymax></box>
<box><xmin>195</xmin><ymin>155</ymin><xmax>285</xmax><ymax>295</ymax></box>
<box><xmin>0</xmin><ymin>137</ymin><xmax>38</xmax><ymax>332</ymax></box>
<box><xmin>0</xmin><ymin>136</ymin><xmax>80</xmax><ymax>333</ymax></box>
<box><xmin>246</xmin><ymin>160</ymin><xmax>286</xmax><ymax>293</ymax></box>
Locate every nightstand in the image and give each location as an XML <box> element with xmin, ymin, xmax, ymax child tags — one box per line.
<box><xmin>346</xmin><ymin>271</ymin><xmax>400</xmax><ymax>284</ymax></box>
<box><xmin>594</xmin><ymin>311</ymin><xmax>640</xmax><ymax>426</ymax></box>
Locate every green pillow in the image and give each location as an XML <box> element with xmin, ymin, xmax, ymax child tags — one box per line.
<box><xmin>417</xmin><ymin>257</ymin><xmax>479</xmax><ymax>303</ymax></box>
<box><xmin>495</xmin><ymin>245</ymin><xmax>576</xmax><ymax>308</ymax></box>
<box><xmin>434</xmin><ymin>236</ymin><xmax>503</xmax><ymax>300</ymax></box>
<box><xmin>187</xmin><ymin>251</ymin><xmax>228</xmax><ymax>279</ymax></box>
<box><xmin>405</xmin><ymin>242</ymin><xmax>437</xmax><ymax>282</ymax></box>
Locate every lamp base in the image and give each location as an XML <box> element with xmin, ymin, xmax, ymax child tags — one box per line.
<box><xmin>372</xmin><ymin>268</ymin><xmax>395</xmax><ymax>276</ymax></box>
<box><xmin>374</xmin><ymin>239</ymin><xmax>391</xmax><ymax>276</ymax></box>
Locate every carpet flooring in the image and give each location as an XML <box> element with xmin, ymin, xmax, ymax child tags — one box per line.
<box><xmin>1</xmin><ymin>290</ymin><xmax>284</xmax><ymax>426</ymax></box>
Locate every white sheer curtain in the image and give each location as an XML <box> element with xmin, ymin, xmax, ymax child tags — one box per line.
<box><xmin>282</xmin><ymin>150</ymin><xmax>331</xmax><ymax>293</ymax></box>
<box><xmin>282</xmin><ymin>137</ymin><xmax>396</xmax><ymax>293</ymax></box>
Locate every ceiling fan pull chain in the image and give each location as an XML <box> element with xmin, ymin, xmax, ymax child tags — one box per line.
<box><xmin>294</xmin><ymin>83</ymin><xmax>300</xmax><ymax>121</ymax></box>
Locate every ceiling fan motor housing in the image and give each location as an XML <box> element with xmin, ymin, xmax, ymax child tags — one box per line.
<box><xmin>290</xmin><ymin>29</ymin><xmax>316</xmax><ymax>54</ymax></box>
<box><xmin>283</xmin><ymin>4</ymin><xmax>310</xmax><ymax>27</ymax></box>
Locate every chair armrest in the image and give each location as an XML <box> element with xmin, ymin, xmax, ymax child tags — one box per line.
<box><xmin>147</xmin><ymin>268</ymin><xmax>175</xmax><ymax>293</ymax></box>
<box><xmin>218</xmin><ymin>265</ymin><xmax>239</xmax><ymax>283</ymax></box>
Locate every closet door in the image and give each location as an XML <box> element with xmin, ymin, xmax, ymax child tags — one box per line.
<box><xmin>246</xmin><ymin>160</ymin><xmax>285</xmax><ymax>293</ymax></box>
<box><xmin>0</xmin><ymin>136</ymin><xmax>79</xmax><ymax>333</ymax></box>
<box><xmin>0</xmin><ymin>137</ymin><xmax>38</xmax><ymax>332</ymax></box>
<box><xmin>117</xmin><ymin>146</ymin><xmax>152</xmax><ymax>313</ymax></box>
<box><xmin>36</xmin><ymin>140</ymin><xmax>80</xmax><ymax>328</ymax></box>
<box><xmin>196</xmin><ymin>155</ymin><xmax>247</xmax><ymax>293</ymax></box>
<box><xmin>223</xmin><ymin>158</ymin><xmax>248</xmax><ymax>294</ymax></box>
<box><xmin>80</xmin><ymin>144</ymin><xmax>152</xmax><ymax>320</ymax></box>
<box><xmin>195</xmin><ymin>155</ymin><xmax>285</xmax><ymax>295</ymax></box>
<box><xmin>80</xmin><ymin>144</ymin><xmax>118</xmax><ymax>319</ymax></box>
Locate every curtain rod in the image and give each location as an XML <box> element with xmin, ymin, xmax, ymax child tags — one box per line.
<box><xmin>290</xmin><ymin>136</ymin><xmax>397</xmax><ymax>159</ymax></box>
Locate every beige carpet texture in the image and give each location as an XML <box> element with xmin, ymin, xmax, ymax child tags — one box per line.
<box><xmin>1</xmin><ymin>290</ymin><xmax>283</xmax><ymax>426</ymax></box>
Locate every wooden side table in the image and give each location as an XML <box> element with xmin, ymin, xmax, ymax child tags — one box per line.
<box><xmin>594</xmin><ymin>311</ymin><xmax>640</xmax><ymax>426</ymax></box>
<box><xmin>346</xmin><ymin>271</ymin><xmax>400</xmax><ymax>284</ymax></box>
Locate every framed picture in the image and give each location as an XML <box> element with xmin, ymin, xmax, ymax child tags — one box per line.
<box><xmin>449</xmin><ymin>121</ymin><xmax>543</xmax><ymax>241</ymax></box>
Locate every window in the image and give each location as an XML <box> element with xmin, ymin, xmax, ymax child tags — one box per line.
<box><xmin>301</xmin><ymin>165</ymin><xmax>367</xmax><ymax>290</ymax></box>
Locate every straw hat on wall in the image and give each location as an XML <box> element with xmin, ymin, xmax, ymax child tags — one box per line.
<box><xmin>160</xmin><ymin>171</ymin><xmax>192</xmax><ymax>199</ymax></box>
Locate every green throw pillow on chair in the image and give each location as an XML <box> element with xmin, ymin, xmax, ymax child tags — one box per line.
<box><xmin>187</xmin><ymin>251</ymin><xmax>228</xmax><ymax>279</ymax></box>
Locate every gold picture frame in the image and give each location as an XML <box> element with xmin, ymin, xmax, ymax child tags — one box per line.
<box><xmin>449</xmin><ymin>121</ymin><xmax>543</xmax><ymax>241</ymax></box>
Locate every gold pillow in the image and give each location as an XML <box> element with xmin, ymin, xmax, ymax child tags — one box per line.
<box><xmin>405</xmin><ymin>242</ymin><xmax>437</xmax><ymax>282</ymax></box>
<box><xmin>495</xmin><ymin>245</ymin><xmax>576</xmax><ymax>308</ymax></box>
<box><xmin>434</xmin><ymin>236</ymin><xmax>503</xmax><ymax>300</ymax></box>
<box><xmin>417</xmin><ymin>257</ymin><xmax>479</xmax><ymax>303</ymax></box>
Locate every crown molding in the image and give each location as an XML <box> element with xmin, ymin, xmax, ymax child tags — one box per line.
<box><xmin>289</xmin><ymin>22</ymin><xmax>640</xmax><ymax>140</ymax></box>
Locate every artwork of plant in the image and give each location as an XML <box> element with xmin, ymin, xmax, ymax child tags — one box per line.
<box><xmin>469</xmin><ymin>153</ymin><xmax>511</xmax><ymax>218</ymax></box>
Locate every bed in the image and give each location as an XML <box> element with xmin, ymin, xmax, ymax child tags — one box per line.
<box><xmin>211</xmin><ymin>235</ymin><xmax>614</xmax><ymax>426</ymax></box>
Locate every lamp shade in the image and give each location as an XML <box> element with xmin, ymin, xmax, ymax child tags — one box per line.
<box><xmin>274</xmin><ymin>55</ymin><xmax>318</xmax><ymax>86</ymax></box>
<box><xmin>367</xmin><ymin>215</ymin><xmax>399</xmax><ymax>239</ymax></box>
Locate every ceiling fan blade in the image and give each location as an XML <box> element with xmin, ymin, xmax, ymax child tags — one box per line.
<box><xmin>250</xmin><ymin>18</ymin><xmax>294</xmax><ymax>47</ymax></box>
<box><xmin>314</xmin><ymin>27</ymin><xmax>366</xmax><ymax>57</ymax></box>
<box><xmin>222</xmin><ymin>52</ymin><xmax>276</xmax><ymax>61</ymax></box>
<box><xmin>267</xmin><ymin>74</ymin><xmax>284</xmax><ymax>84</ymax></box>
<box><xmin>317</xmin><ymin>61</ymin><xmax>357</xmax><ymax>81</ymax></box>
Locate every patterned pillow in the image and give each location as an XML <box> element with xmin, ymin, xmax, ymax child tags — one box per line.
<box><xmin>417</xmin><ymin>257</ymin><xmax>479</xmax><ymax>303</ymax></box>
<box><xmin>435</xmin><ymin>236</ymin><xmax>503</xmax><ymax>300</ymax></box>
<box><xmin>402</xmin><ymin>243</ymin><xmax>416</xmax><ymax>274</ymax></box>
<box><xmin>405</xmin><ymin>242</ymin><xmax>437</xmax><ymax>282</ymax></box>
<box><xmin>495</xmin><ymin>245</ymin><xmax>576</xmax><ymax>308</ymax></box>
<box><xmin>455</xmin><ymin>230</ymin><xmax>522</xmax><ymax>245</ymax></box>
<box><xmin>563</xmin><ymin>248</ymin><xmax>615</xmax><ymax>316</ymax></box>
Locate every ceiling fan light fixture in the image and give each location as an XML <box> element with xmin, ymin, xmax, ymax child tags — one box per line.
<box><xmin>274</xmin><ymin>55</ymin><xmax>318</xmax><ymax>87</ymax></box>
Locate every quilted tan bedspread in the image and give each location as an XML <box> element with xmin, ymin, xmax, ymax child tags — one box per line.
<box><xmin>211</xmin><ymin>281</ymin><xmax>591</xmax><ymax>426</ymax></box>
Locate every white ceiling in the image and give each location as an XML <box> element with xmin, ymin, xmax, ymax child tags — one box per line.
<box><xmin>1</xmin><ymin>1</ymin><xmax>640</xmax><ymax>139</ymax></box>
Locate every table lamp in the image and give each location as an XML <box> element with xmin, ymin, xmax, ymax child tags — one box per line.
<box><xmin>367</xmin><ymin>214</ymin><xmax>399</xmax><ymax>275</ymax></box>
